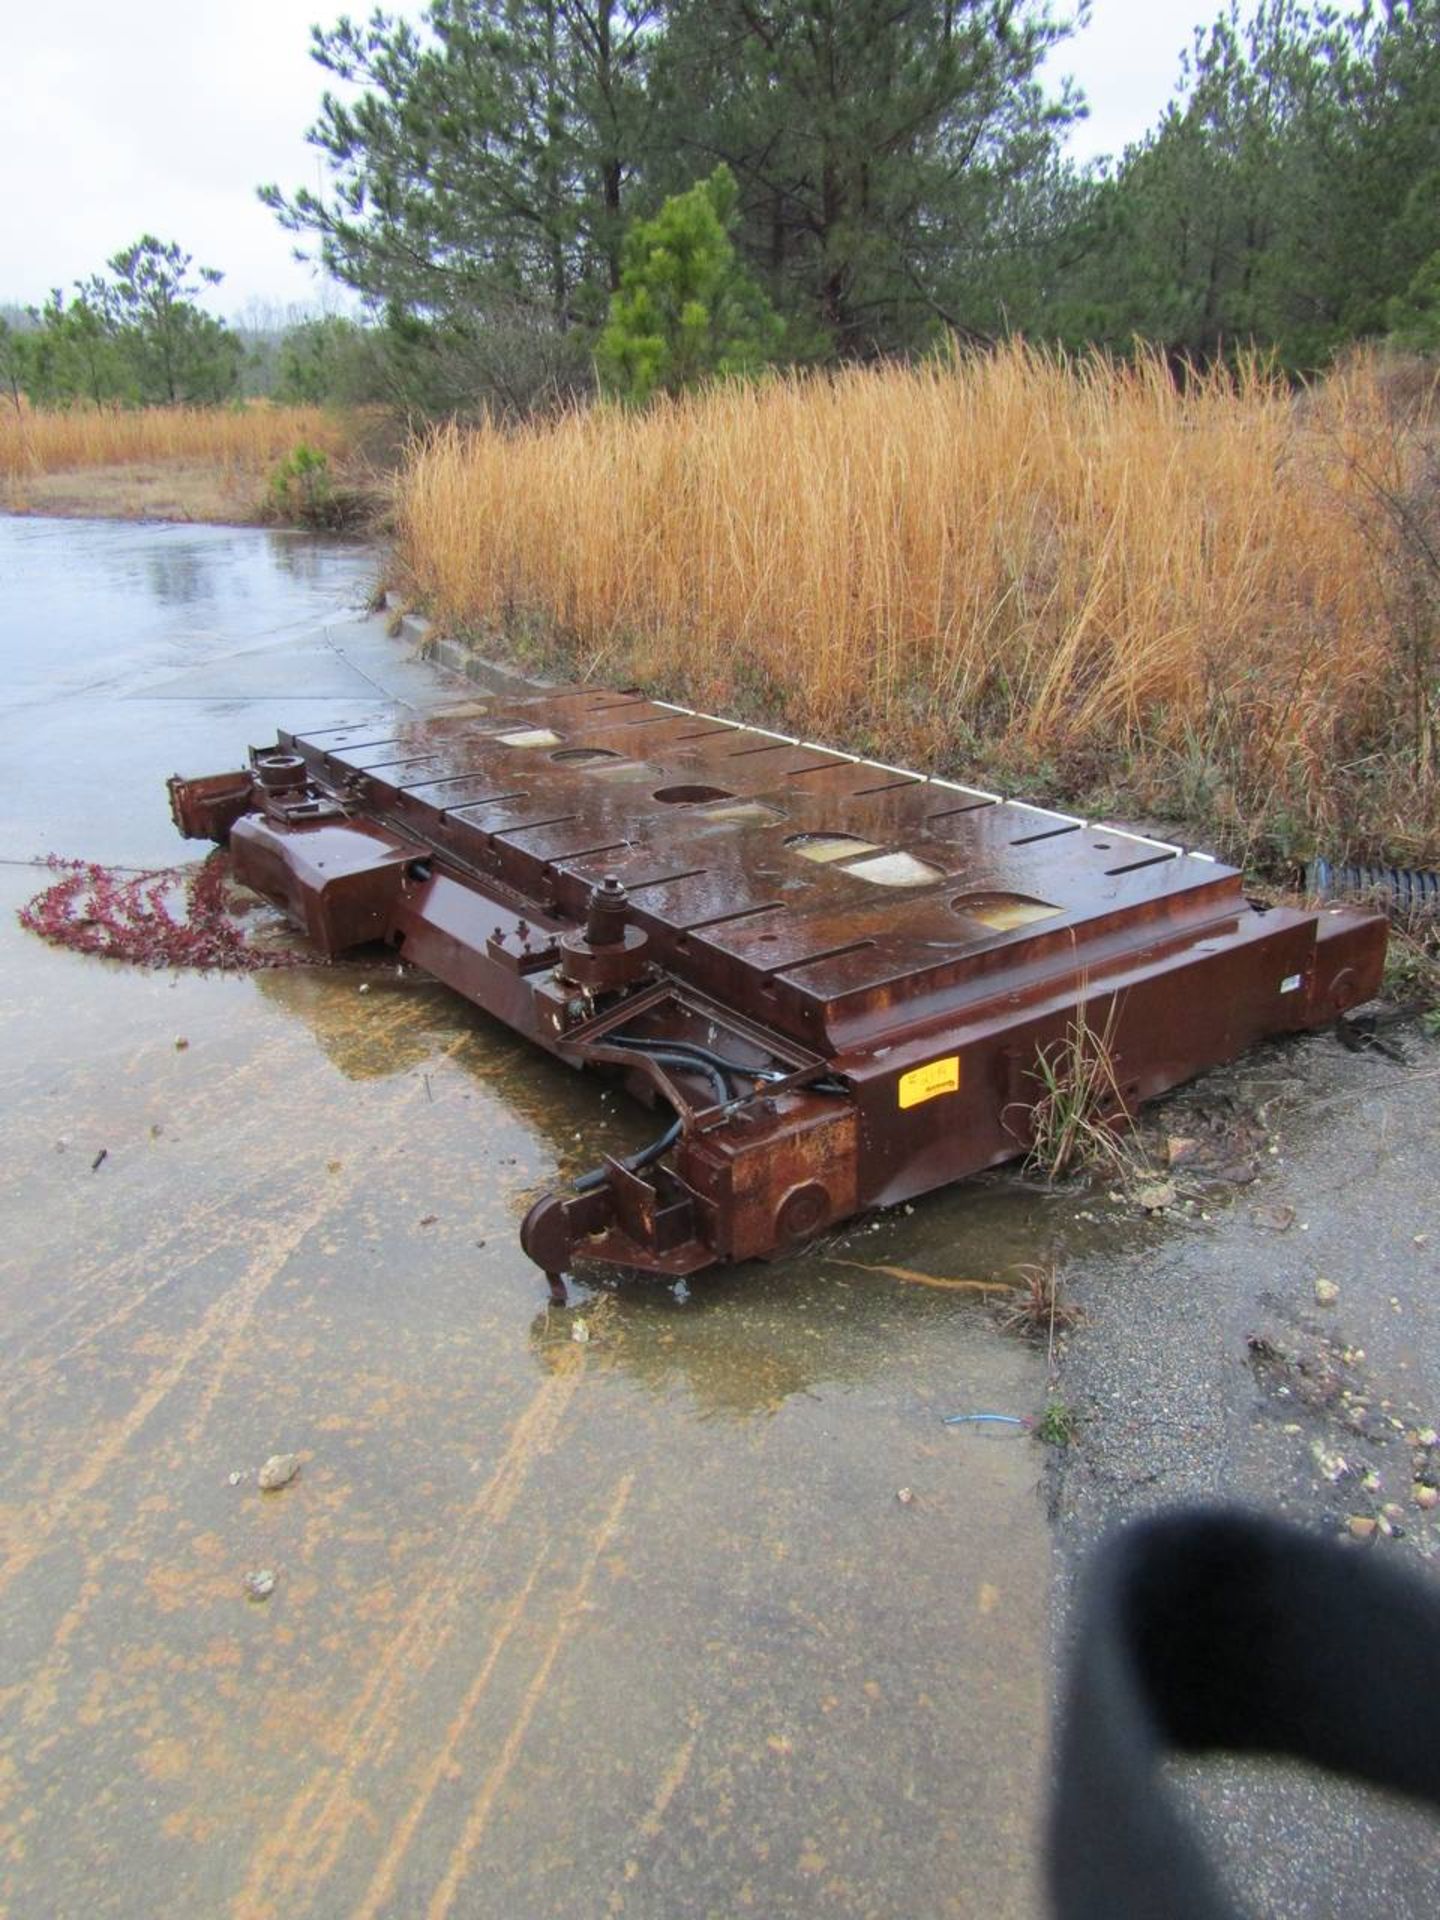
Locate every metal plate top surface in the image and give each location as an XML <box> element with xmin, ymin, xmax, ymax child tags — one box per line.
<box><xmin>285</xmin><ymin>687</ymin><xmax>1241</xmax><ymax>1028</ymax></box>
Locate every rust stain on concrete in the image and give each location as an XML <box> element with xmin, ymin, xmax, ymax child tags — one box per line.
<box><xmin>232</xmin><ymin>1354</ymin><xmax>588</xmax><ymax>1919</ymax></box>
<box><xmin>424</xmin><ymin>1473</ymin><xmax>636</xmax><ymax>1920</ymax></box>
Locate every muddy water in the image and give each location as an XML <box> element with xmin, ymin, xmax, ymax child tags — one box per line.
<box><xmin>0</xmin><ymin>519</ymin><xmax>1055</xmax><ymax>1919</ymax></box>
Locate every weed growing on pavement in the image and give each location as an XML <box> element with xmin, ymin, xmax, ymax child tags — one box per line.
<box><xmin>1035</xmin><ymin>1399</ymin><xmax>1079</xmax><ymax>1447</ymax></box>
<box><xmin>1021</xmin><ymin>998</ymin><xmax>1147</xmax><ymax>1186</ymax></box>
<box><xmin>997</xmin><ymin>1262</ymin><xmax>1085</xmax><ymax>1344</ymax></box>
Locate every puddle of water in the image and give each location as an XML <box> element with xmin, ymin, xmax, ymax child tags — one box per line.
<box><xmin>0</xmin><ymin>518</ymin><xmax>1056</xmax><ymax>1920</ymax></box>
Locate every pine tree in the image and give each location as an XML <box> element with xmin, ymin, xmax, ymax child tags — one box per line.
<box><xmin>596</xmin><ymin>165</ymin><xmax>782</xmax><ymax>400</ymax></box>
<box><xmin>652</xmin><ymin>0</ymin><xmax>1082</xmax><ymax>357</ymax></box>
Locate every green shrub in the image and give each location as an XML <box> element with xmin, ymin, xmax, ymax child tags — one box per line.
<box><xmin>268</xmin><ymin>441</ymin><xmax>344</xmax><ymax>528</ymax></box>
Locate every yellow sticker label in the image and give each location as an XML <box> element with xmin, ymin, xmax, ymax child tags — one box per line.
<box><xmin>898</xmin><ymin>1056</ymin><xmax>961</xmax><ymax>1109</ymax></box>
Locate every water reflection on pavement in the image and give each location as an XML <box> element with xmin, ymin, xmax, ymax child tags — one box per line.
<box><xmin>0</xmin><ymin>518</ymin><xmax>1052</xmax><ymax>1919</ymax></box>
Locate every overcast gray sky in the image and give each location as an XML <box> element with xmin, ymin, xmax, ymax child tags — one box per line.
<box><xmin>1</xmin><ymin>2</ymin><xmax>1237</xmax><ymax>320</ymax></box>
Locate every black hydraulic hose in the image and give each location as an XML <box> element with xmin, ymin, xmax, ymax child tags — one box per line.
<box><xmin>607</xmin><ymin>1032</ymin><xmax>849</xmax><ymax>1095</ymax></box>
<box><xmin>606</xmin><ymin>1033</ymin><xmax>775</xmax><ymax>1088</ymax></box>
<box><xmin>570</xmin><ymin>1047</ymin><xmax>729</xmax><ymax>1196</ymax></box>
<box><xmin>610</xmin><ymin>1047</ymin><xmax>732</xmax><ymax>1109</ymax></box>
<box><xmin>573</xmin><ymin>1115</ymin><xmax>683</xmax><ymax>1194</ymax></box>
<box><xmin>568</xmin><ymin>1039</ymin><xmax>851</xmax><ymax>1201</ymax></box>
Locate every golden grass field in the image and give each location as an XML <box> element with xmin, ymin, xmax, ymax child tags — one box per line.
<box><xmin>0</xmin><ymin>399</ymin><xmax>352</xmax><ymax>478</ymax></box>
<box><xmin>397</xmin><ymin>344</ymin><xmax>1440</xmax><ymax>864</ymax></box>
<box><xmin>0</xmin><ymin>401</ymin><xmax>364</xmax><ymax>523</ymax></box>
<box><xmin>3</xmin><ymin>359</ymin><xmax>1434</xmax><ymax>865</ymax></box>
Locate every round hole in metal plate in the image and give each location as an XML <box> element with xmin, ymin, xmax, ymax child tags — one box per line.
<box><xmin>951</xmin><ymin>890</ymin><xmax>1060</xmax><ymax>931</ymax></box>
<box><xmin>843</xmin><ymin>850</ymin><xmax>942</xmax><ymax>887</ymax></box>
<box><xmin>497</xmin><ymin>727</ymin><xmax>563</xmax><ymax>748</ymax></box>
<box><xmin>551</xmin><ymin>746</ymin><xmax>622</xmax><ymax>764</ymax></box>
<box><xmin>653</xmin><ymin>783</ymin><xmax>734</xmax><ymax>804</ymax></box>
<box><xmin>785</xmin><ymin>831</ymin><xmax>882</xmax><ymax>863</ymax></box>
<box><xmin>700</xmin><ymin>798</ymin><xmax>787</xmax><ymax>826</ymax></box>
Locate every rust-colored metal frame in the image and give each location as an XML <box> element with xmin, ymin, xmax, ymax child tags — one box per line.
<box><xmin>169</xmin><ymin>686</ymin><xmax>1387</xmax><ymax>1293</ymax></box>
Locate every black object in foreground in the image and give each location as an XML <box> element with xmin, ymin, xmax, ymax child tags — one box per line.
<box><xmin>1050</xmin><ymin>1507</ymin><xmax>1440</xmax><ymax>1919</ymax></box>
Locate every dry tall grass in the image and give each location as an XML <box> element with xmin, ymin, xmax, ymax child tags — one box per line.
<box><xmin>0</xmin><ymin>400</ymin><xmax>355</xmax><ymax>481</ymax></box>
<box><xmin>398</xmin><ymin>343</ymin><xmax>1440</xmax><ymax>862</ymax></box>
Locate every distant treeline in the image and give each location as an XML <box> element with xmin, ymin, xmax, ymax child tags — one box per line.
<box><xmin>0</xmin><ymin>242</ymin><xmax>386</xmax><ymax>412</ymax></box>
<box><xmin>4</xmin><ymin>2</ymin><xmax>1437</xmax><ymax>417</ymax></box>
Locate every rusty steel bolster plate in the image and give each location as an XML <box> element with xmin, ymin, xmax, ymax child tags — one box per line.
<box><xmin>171</xmin><ymin>685</ymin><xmax>1388</xmax><ymax>1284</ymax></box>
<box><xmin>168</xmin><ymin>770</ymin><xmax>252</xmax><ymax>843</ymax></box>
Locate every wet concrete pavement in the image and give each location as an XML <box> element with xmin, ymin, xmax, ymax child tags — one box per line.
<box><xmin>9</xmin><ymin>516</ymin><xmax>1440</xmax><ymax>1920</ymax></box>
<box><xmin>0</xmin><ymin>520</ymin><xmax>1055</xmax><ymax>1919</ymax></box>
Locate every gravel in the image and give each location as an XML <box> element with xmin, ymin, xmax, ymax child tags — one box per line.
<box><xmin>1049</xmin><ymin>1019</ymin><xmax>1440</xmax><ymax>1918</ymax></box>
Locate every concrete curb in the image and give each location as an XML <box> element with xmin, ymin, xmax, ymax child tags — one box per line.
<box><xmin>396</xmin><ymin>610</ymin><xmax>552</xmax><ymax>696</ymax></box>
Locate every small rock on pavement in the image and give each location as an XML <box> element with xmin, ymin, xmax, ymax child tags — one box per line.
<box><xmin>1250</xmin><ymin>1203</ymin><xmax>1296</xmax><ymax>1232</ymax></box>
<box><xmin>896</xmin><ymin>1486</ymin><xmax>915</xmax><ymax>1506</ymax></box>
<box><xmin>244</xmin><ymin>1569</ymin><xmax>277</xmax><ymax>1601</ymax></box>
<box><xmin>1347</xmin><ymin>1516</ymin><xmax>1377</xmax><ymax>1541</ymax></box>
<box><xmin>1135</xmin><ymin>1180</ymin><xmax>1176</xmax><ymax>1212</ymax></box>
<box><xmin>1314</xmin><ymin>1278</ymin><xmax>1340</xmax><ymax>1307</ymax></box>
<box><xmin>257</xmin><ymin>1453</ymin><xmax>301</xmax><ymax>1492</ymax></box>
